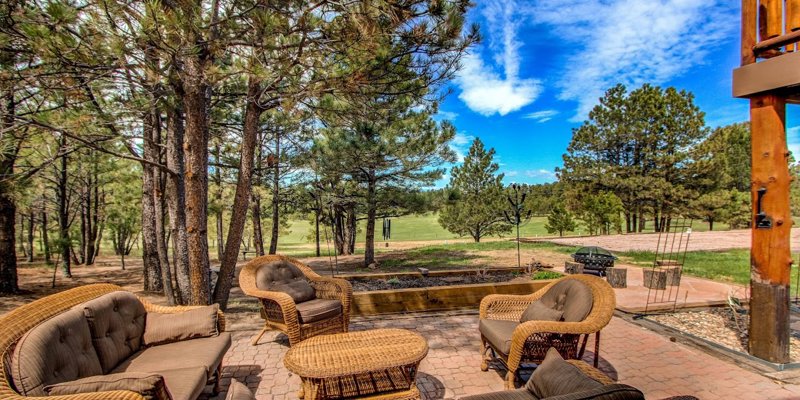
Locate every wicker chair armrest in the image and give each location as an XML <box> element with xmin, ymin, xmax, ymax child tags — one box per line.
<box><xmin>512</xmin><ymin>320</ymin><xmax>595</xmax><ymax>343</ymax></box>
<box><xmin>0</xmin><ymin>391</ymin><xmax>147</xmax><ymax>400</ymax></box>
<box><xmin>565</xmin><ymin>360</ymin><xmax>614</xmax><ymax>385</ymax></box>
<box><xmin>310</xmin><ymin>277</ymin><xmax>352</xmax><ymax>302</ymax></box>
<box><xmin>141</xmin><ymin>302</ymin><xmax>227</xmax><ymax>333</ymax></box>
<box><xmin>479</xmin><ymin>293</ymin><xmax>542</xmax><ymax>320</ymax></box>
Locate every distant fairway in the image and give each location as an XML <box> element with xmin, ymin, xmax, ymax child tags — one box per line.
<box><xmin>276</xmin><ymin>213</ymin><xmax>733</xmax><ymax>246</ymax></box>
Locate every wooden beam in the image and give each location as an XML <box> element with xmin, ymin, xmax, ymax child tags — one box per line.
<box><xmin>743</xmin><ymin>0</ymin><xmax>758</xmax><ymax>65</ymax></box>
<box><xmin>754</xmin><ymin>30</ymin><xmax>800</xmax><ymax>54</ymax></box>
<box><xmin>749</xmin><ymin>94</ymin><xmax>791</xmax><ymax>364</ymax></box>
<box><xmin>789</xmin><ymin>0</ymin><xmax>800</xmax><ymax>32</ymax></box>
<box><xmin>760</xmin><ymin>0</ymin><xmax>783</xmax><ymax>40</ymax></box>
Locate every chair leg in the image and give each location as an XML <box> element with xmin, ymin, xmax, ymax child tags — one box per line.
<box><xmin>594</xmin><ymin>331</ymin><xmax>601</xmax><ymax>368</ymax></box>
<box><xmin>213</xmin><ymin>363</ymin><xmax>222</xmax><ymax>395</ymax></box>
<box><xmin>251</xmin><ymin>324</ymin><xmax>270</xmax><ymax>346</ymax></box>
<box><xmin>480</xmin><ymin>342</ymin><xmax>492</xmax><ymax>372</ymax></box>
<box><xmin>504</xmin><ymin>370</ymin><xmax>516</xmax><ymax>389</ymax></box>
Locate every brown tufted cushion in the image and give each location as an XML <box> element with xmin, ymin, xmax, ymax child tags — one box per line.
<box><xmin>43</xmin><ymin>372</ymin><xmax>170</xmax><ymax>400</ymax></box>
<box><xmin>11</xmin><ymin>308</ymin><xmax>103</xmax><ymax>396</ymax></box>
<box><xmin>295</xmin><ymin>299</ymin><xmax>342</xmax><ymax>323</ymax></box>
<box><xmin>526</xmin><ymin>348</ymin><xmax>603</xmax><ymax>398</ymax></box>
<box><xmin>520</xmin><ymin>300</ymin><xmax>564</xmax><ymax>323</ymax></box>
<box><xmin>255</xmin><ymin>260</ymin><xmax>315</xmax><ymax>303</ymax></box>
<box><xmin>78</xmin><ymin>291</ymin><xmax>147</xmax><ymax>373</ymax></box>
<box><xmin>113</xmin><ymin>333</ymin><xmax>231</xmax><ymax>380</ymax></box>
<box><xmin>538</xmin><ymin>280</ymin><xmax>593</xmax><ymax>322</ymax></box>
<box><xmin>225</xmin><ymin>379</ymin><xmax>255</xmax><ymax>400</ymax></box>
<box><xmin>540</xmin><ymin>384</ymin><xmax>645</xmax><ymax>400</ymax></box>
<box><xmin>143</xmin><ymin>304</ymin><xmax>219</xmax><ymax>346</ymax></box>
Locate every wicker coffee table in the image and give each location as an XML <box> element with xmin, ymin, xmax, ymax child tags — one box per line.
<box><xmin>284</xmin><ymin>328</ymin><xmax>429</xmax><ymax>400</ymax></box>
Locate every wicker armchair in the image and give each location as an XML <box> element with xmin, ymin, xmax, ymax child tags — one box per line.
<box><xmin>239</xmin><ymin>255</ymin><xmax>352</xmax><ymax>347</ymax></box>
<box><xmin>0</xmin><ymin>283</ymin><xmax>227</xmax><ymax>400</ymax></box>
<box><xmin>479</xmin><ymin>274</ymin><xmax>615</xmax><ymax>388</ymax></box>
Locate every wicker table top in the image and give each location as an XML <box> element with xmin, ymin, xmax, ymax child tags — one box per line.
<box><xmin>284</xmin><ymin>328</ymin><xmax>429</xmax><ymax>379</ymax></box>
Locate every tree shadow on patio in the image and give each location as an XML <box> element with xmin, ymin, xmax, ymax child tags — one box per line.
<box><xmin>417</xmin><ymin>372</ymin><xmax>446</xmax><ymax>399</ymax></box>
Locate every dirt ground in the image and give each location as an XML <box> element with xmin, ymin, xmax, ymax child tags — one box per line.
<box><xmin>543</xmin><ymin>228</ymin><xmax>800</xmax><ymax>252</ymax></box>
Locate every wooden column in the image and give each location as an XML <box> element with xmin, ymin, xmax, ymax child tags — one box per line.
<box><xmin>743</xmin><ymin>0</ymin><xmax>757</xmax><ymax>65</ymax></box>
<box><xmin>749</xmin><ymin>94</ymin><xmax>791</xmax><ymax>363</ymax></box>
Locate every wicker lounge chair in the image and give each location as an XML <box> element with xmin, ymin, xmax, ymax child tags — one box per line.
<box><xmin>479</xmin><ymin>274</ymin><xmax>616</xmax><ymax>388</ymax></box>
<box><xmin>239</xmin><ymin>255</ymin><xmax>352</xmax><ymax>347</ymax></box>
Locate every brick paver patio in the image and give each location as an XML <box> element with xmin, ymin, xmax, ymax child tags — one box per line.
<box><xmin>211</xmin><ymin>312</ymin><xmax>800</xmax><ymax>400</ymax></box>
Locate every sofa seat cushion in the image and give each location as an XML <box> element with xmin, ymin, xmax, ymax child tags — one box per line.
<box><xmin>526</xmin><ymin>348</ymin><xmax>604</xmax><ymax>398</ymax></box>
<box><xmin>113</xmin><ymin>332</ymin><xmax>231</xmax><ymax>379</ymax></box>
<box><xmin>539</xmin><ymin>280</ymin><xmax>593</xmax><ymax>322</ymax></box>
<box><xmin>296</xmin><ymin>299</ymin><xmax>342</xmax><ymax>324</ymax></box>
<box><xmin>43</xmin><ymin>372</ymin><xmax>170</xmax><ymax>400</ymax></box>
<box><xmin>153</xmin><ymin>367</ymin><xmax>208</xmax><ymax>400</ymax></box>
<box><xmin>11</xmin><ymin>308</ymin><xmax>103</xmax><ymax>396</ymax></box>
<box><xmin>225</xmin><ymin>380</ymin><xmax>255</xmax><ymax>400</ymax></box>
<box><xmin>460</xmin><ymin>389</ymin><xmax>538</xmax><ymax>400</ymax></box>
<box><xmin>255</xmin><ymin>260</ymin><xmax>316</xmax><ymax>303</ymax></box>
<box><xmin>143</xmin><ymin>305</ymin><xmax>220</xmax><ymax>346</ymax></box>
<box><xmin>479</xmin><ymin>319</ymin><xmax>519</xmax><ymax>356</ymax></box>
<box><xmin>78</xmin><ymin>291</ymin><xmax>147</xmax><ymax>373</ymax></box>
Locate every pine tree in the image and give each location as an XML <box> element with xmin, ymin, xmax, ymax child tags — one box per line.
<box><xmin>439</xmin><ymin>139</ymin><xmax>511</xmax><ymax>242</ymax></box>
<box><xmin>545</xmin><ymin>204</ymin><xmax>576</xmax><ymax>237</ymax></box>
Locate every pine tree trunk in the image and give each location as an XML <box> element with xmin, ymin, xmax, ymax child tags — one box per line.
<box><xmin>346</xmin><ymin>208</ymin><xmax>356</xmax><ymax>254</ymax></box>
<box><xmin>57</xmin><ymin>135</ymin><xmax>72</xmax><ymax>277</ymax></box>
<box><xmin>364</xmin><ymin>174</ymin><xmax>377</xmax><ymax>267</ymax></box>
<box><xmin>182</xmin><ymin>56</ymin><xmax>211</xmax><ymax>305</ymax></box>
<box><xmin>79</xmin><ymin>181</ymin><xmax>87</xmax><ymax>264</ymax></box>
<box><xmin>0</xmin><ymin>88</ymin><xmax>18</xmax><ymax>293</ymax></box>
<box><xmin>214</xmin><ymin>144</ymin><xmax>224</xmax><ymax>262</ymax></box>
<box><xmin>41</xmin><ymin>209</ymin><xmax>51</xmax><ymax>265</ymax></box>
<box><xmin>252</xmin><ymin>194</ymin><xmax>264</xmax><ymax>256</ymax></box>
<box><xmin>213</xmin><ymin>78</ymin><xmax>262</xmax><ymax>309</ymax></box>
<box><xmin>140</xmin><ymin>34</ymin><xmax>164</xmax><ymax>293</ymax></box>
<box><xmin>268</xmin><ymin>133</ymin><xmax>280</xmax><ymax>255</ymax></box>
<box><xmin>315</xmin><ymin>205</ymin><xmax>321</xmax><ymax>257</ymax></box>
<box><xmin>26</xmin><ymin>210</ymin><xmax>34</xmax><ymax>262</ymax></box>
<box><xmin>166</xmin><ymin>105</ymin><xmax>192</xmax><ymax>304</ymax></box>
<box><xmin>154</xmin><ymin>166</ymin><xmax>176</xmax><ymax>304</ymax></box>
<box><xmin>85</xmin><ymin>160</ymin><xmax>99</xmax><ymax>265</ymax></box>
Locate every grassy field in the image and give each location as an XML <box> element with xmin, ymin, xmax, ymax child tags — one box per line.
<box><xmin>276</xmin><ymin>213</ymin><xmax>737</xmax><ymax>246</ymax></box>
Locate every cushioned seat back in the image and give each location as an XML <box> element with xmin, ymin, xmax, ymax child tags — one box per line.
<box><xmin>539</xmin><ymin>279</ymin><xmax>593</xmax><ymax>322</ymax></box>
<box><xmin>11</xmin><ymin>308</ymin><xmax>103</xmax><ymax>396</ymax></box>
<box><xmin>255</xmin><ymin>260</ymin><xmax>316</xmax><ymax>303</ymax></box>
<box><xmin>77</xmin><ymin>291</ymin><xmax>147</xmax><ymax>373</ymax></box>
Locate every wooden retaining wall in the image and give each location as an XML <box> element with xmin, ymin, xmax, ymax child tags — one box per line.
<box><xmin>351</xmin><ymin>279</ymin><xmax>555</xmax><ymax>315</ymax></box>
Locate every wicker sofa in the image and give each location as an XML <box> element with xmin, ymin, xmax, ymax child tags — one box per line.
<box><xmin>240</xmin><ymin>255</ymin><xmax>352</xmax><ymax>347</ymax></box>
<box><xmin>0</xmin><ymin>284</ymin><xmax>232</xmax><ymax>400</ymax></box>
<box><xmin>479</xmin><ymin>274</ymin><xmax>616</xmax><ymax>388</ymax></box>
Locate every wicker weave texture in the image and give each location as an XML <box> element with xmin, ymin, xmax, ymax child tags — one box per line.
<box><xmin>479</xmin><ymin>274</ymin><xmax>616</xmax><ymax>388</ymax></box>
<box><xmin>284</xmin><ymin>329</ymin><xmax>428</xmax><ymax>400</ymax></box>
<box><xmin>0</xmin><ymin>284</ymin><xmax>227</xmax><ymax>400</ymax></box>
<box><xmin>239</xmin><ymin>255</ymin><xmax>353</xmax><ymax>346</ymax></box>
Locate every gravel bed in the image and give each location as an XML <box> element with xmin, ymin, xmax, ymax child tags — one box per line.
<box><xmin>349</xmin><ymin>272</ymin><xmax>524</xmax><ymax>292</ymax></box>
<box><xmin>650</xmin><ymin>308</ymin><xmax>800</xmax><ymax>362</ymax></box>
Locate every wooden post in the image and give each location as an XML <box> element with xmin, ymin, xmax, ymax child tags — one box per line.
<box><xmin>743</xmin><ymin>0</ymin><xmax>758</xmax><ymax>65</ymax></box>
<box><xmin>749</xmin><ymin>94</ymin><xmax>791</xmax><ymax>364</ymax></box>
<box><xmin>760</xmin><ymin>0</ymin><xmax>783</xmax><ymax>40</ymax></box>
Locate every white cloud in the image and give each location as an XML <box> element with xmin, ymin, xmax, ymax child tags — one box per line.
<box><xmin>523</xmin><ymin>0</ymin><xmax>737</xmax><ymax>120</ymax></box>
<box><xmin>525</xmin><ymin>169</ymin><xmax>557</xmax><ymax>181</ymax></box>
<box><xmin>449</xmin><ymin>132</ymin><xmax>475</xmax><ymax>162</ymax></box>
<box><xmin>435</xmin><ymin>110</ymin><xmax>459</xmax><ymax>121</ymax></box>
<box><xmin>524</xmin><ymin>110</ymin><xmax>559</xmax><ymax>123</ymax></box>
<box><xmin>505</xmin><ymin>170</ymin><xmax>519</xmax><ymax>177</ymax></box>
<box><xmin>454</xmin><ymin>1</ymin><xmax>542</xmax><ymax>116</ymax></box>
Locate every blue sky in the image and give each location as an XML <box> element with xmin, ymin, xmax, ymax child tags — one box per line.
<box><xmin>432</xmin><ymin>0</ymin><xmax>800</xmax><ymax>187</ymax></box>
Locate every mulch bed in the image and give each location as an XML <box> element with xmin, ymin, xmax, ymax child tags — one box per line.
<box><xmin>349</xmin><ymin>272</ymin><xmax>525</xmax><ymax>292</ymax></box>
<box><xmin>649</xmin><ymin>307</ymin><xmax>800</xmax><ymax>363</ymax></box>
